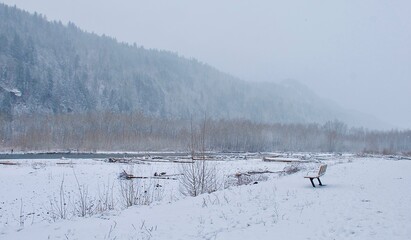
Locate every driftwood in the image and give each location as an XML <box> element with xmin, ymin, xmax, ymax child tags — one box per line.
<box><xmin>119</xmin><ymin>170</ymin><xmax>179</xmax><ymax>180</ymax></box>
<box><xmin>0</xmin><ymin>161</ymin><xmax>19</xmax><ymax>165</ymax></box>
<box><xmin>109</xmin><ymin>157</ymin><xmax>193</xmax><ymax>164</ymax></box>
<box><xmin>154</xmin><ymin>172</ymin><xmax>167</xmax><ymax>176</ymax></box>
<box><xmin>56</xmin><ymin>162</ymin><xmax>75</xmax><ymax>165</ymax></box>
<box><xmin>109</xmin><ymin>158</ymin><xmax>132</xmax><ymax>163</ymax></box>
<box><xmin>263</xmin><ymin>156</ymin><xmax>310</xmax><ymax>163</ymax></box>
<box><xmin>191</xmin><ymin>157</ymin><xmax>226</xmax><ymax>162</ymax></box>
<box><xmin>135</xmin><ymin>158</ymin><xmax>168</xmax><ymax>163</ymax></box>
<box><xmin>172</xmin><ymin>160</ymin><xmax>194</xmax><ymax>163</ymax></box>
<box><xmin>247</xmin><ymin>170</ymin><xmax>282</xmax><ymax>175</ymax></box>
<box><xmin>234</xmin><ymin>170</ymin><xmax>282</xmax><ymax>177</ymax></box>
<box><xmin>136</xmin><ymin>159</ymin><xmax>193</xmax><ymax>164</ymax></box>
<box><xmin>131</xmin><ymin>176</ymin><xmax>178</xmax><ymax>180</ymax></box>
<box><xmin>158</xmin><ymin>173</ymin><xmax>183</xmax><ymax>177</ymax></box>
<box><xmin>119</xmin><ymin>170</ymin><xmax>136</xmax><ymax>179</ymax></box>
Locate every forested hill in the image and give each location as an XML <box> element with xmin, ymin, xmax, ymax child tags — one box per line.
<box><xmin>0</xmin><ymin>4</ymin><xmax>376</xmax><ymax>127</ymax></box>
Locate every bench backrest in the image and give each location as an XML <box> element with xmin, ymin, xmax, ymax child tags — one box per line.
<box><xmin>318</xmin><ymin>164</ymin><xmax>327</xmax><ymax>177</ymax></box>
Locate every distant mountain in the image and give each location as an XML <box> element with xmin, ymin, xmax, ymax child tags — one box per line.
<box><xmin>0</xmin><ymin>4</ymin><xmax>384</xmax><ymax>128</ymax></box>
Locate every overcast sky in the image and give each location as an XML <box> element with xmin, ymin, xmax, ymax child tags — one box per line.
<box><xmin>2</xmin><ymin>0</ymin><xmax>411</xmax><ymax>129</ymax></box>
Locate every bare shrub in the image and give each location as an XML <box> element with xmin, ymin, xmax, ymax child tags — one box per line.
<box><xmin>179</xmin><ymin>160</ymin><xmax>219</xmax><ymax>197</ymax></box>
<box><xmin>119</xmin><ymin>179</ymin><xmax>137</xmax><ymax>208</ymax></box>
<box><xmin>139</xmin><ymin>180</ymin><xmax>164</xmax><ymax>205</ymax></box>
<box><xmin>48</xmin><ymin>176</ymin><xmax>117</xmax><ymax>221</ymax></box>
<box><xmin>224</xmin><ymin>173</ymin><xmax>268</xmax><ymax>188</ymax></box>
<box><xmin>48</xmin><ymin>177</ymin><xmax>70</xmax><ymax>221</ymax></box>
<box><xmin>95</xmin><ymin>181</ymin><xmax>116</xmax><ymax>213</ymax></box>
<box><xmin>73</xmin><ymin>170</ymin><xmax>95</xmax><ymax>217</ymax></box>
<box><xmin>119</xmin><ymin>178</ymin><xmax>164</xmax><ymax>208</ymax></box>
<box><xmin>283</xmin><ymin>163</ymin><xmax>304</xmax><ymax>175</ymax></box>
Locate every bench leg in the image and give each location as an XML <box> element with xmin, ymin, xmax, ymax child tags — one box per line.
<box><xmin>317</xmin><ymin>178</ymin><xmax>323</xmax><ymax>186</ymax></box>
<box><xmin>309</xmin><ymin>178</ymin><xmax>316</xmax><ymax>187</ymax></box>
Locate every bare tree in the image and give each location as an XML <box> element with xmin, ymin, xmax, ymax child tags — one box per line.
<box><xmin>180</xmin><ymin>113</ymin><xmax>219</xmax><ymax>197</ymax></box>
<box><xmin>323</xmin><ymin>120</ymin><xmax>347</xmax><ymax>152</ymax></box>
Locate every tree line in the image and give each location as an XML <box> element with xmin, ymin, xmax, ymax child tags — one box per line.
<box><xmin>1</xmin><ymin>112</ymin><xmax>410</xmax><ymax>155</ymax></box>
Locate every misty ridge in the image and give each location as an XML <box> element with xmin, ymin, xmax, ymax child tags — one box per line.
<box><xmin>0</xmin><ymin>3</ymin><xmax>410</xmax><ymax>154</ymax></box>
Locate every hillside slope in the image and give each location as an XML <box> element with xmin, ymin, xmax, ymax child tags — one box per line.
<box><xmin>0</xmin><ymin>4</ymin><xmax>380</xmax><ymax>127</ymax></box>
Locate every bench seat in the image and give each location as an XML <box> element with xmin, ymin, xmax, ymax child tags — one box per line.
<box><xmin>304</xmin><ymin>164</ymin><xmax>327</xmax><ymax>187</ymax></box>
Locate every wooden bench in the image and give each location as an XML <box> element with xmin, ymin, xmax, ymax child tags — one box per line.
<box><xmin>304</xmin><ymin>164</ymin><xmax>327</xmax><ymax>187</ymax></box>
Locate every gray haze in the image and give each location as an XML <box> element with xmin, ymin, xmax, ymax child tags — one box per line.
<box><xmin>2</xmin><ymin>0</ymin><xmax>411</xmax><ymax>129</ymax></box>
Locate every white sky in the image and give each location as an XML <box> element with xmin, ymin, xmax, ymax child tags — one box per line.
<box><xmin>2</xmin><ymin>0</ymin><xmax>411</xmax><ymax>129</ymax></box>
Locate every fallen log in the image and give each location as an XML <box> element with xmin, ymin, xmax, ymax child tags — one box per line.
<box><xmin>161</xmin><ymin>173</ymin><xmax>184</xmax><ymax>177</ymax></box>
<box><xmin>263</xmin><ymin>156</ymin><xmax>311</xmax><ymax>163</ymax></box>
<box><xmin>0</xmin><ymin>161</ymin><xmax>19</xmax><ymax>165</ymax></box>
<box><xmin>234</xmin><ymin>170</ymin><xmax>283</xmax><ymax>177</ymax></box>
<box><xmin>119</xmin><ymin>170</ymin><xmax>178</xmax><ymax>180</ymax></box>
<box><xmin>56</xmin><ymin>162</ymin><xmax>75</xmax><ymax>165</ymax></box>
<box><xmin>108</xmin><ymin>158</ymin><xmax>132</xmax><ymax>163</ymax></box>
<box><xmin>247</xmin><ymin>170</ymin><xmax>282</xmax><ymax>175</ymax></box>
<box><xmin>172</xmin><ymin>160</ymin><xmax>194</xmax><ymax>163</ymax></box>
<box><xmin>133</xmin><ymin>176</ymin><xmax>178</xmax><ymax>180</ymax></box>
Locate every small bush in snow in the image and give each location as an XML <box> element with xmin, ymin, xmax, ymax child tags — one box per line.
<box><xmin>48</xmin><ymin>177</ymin><xmax>70</xmax><ymax>221</ymax></box>
<box><xmin>95</xmin><ymin>182</ymin><xmax>116</xmax><ymax>213</ymax></box>
<box><xmin>178</xmin><ymin>160</ymin><xmax>219</xmax><ymax>197</ymax></box>
<box><xmin>73</xmin><ymin>171</ymin><xmax>96</xmax><ymax>217</ymax></box>
<box><xmin>283</xmin><ymin>163</ymin><xmax>303</xmax><ymax>175</ymax></box>
<box><xmin>119</xmin><ymin>178</ymin><xmax>164</xmax><ymax>208</ymax></box>
<box><xmin>225</xmin><ymin>173</ymin><xmax>268</xmax><ymax>188</ymax></box>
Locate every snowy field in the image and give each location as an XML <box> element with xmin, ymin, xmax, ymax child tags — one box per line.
<box><xmin>1</xmin><ymin>154</ymin><xmax>410</xmax><ymax>239</ymax></box>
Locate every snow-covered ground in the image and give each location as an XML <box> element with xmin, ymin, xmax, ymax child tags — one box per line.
<box><xmin>1</xmin><ymin>154</ymin><xmax>410</xmax><ymax>239</ymax></box>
